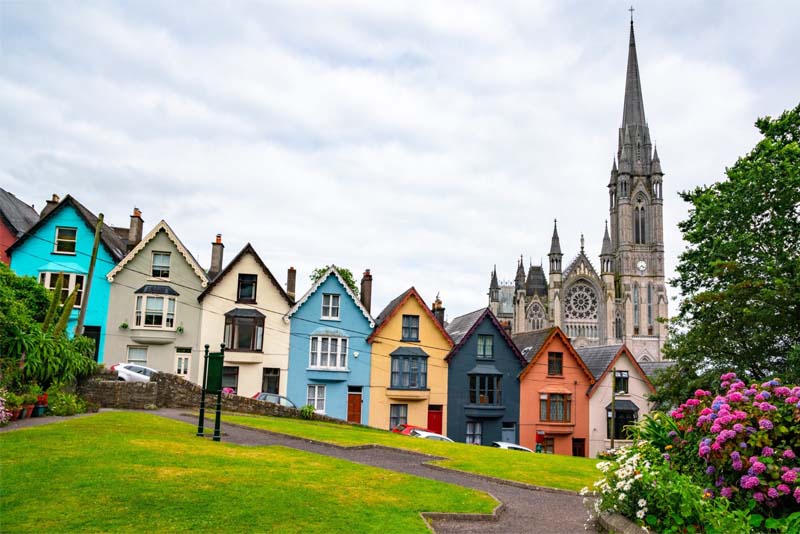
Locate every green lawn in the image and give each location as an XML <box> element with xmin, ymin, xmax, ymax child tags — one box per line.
<box><xmin>0</xmin><ymin>412</ymin><xmax>494</xmax><ymax>533</ymax></box>
<box><xmin>223</xmin><ymin>414</ymin><xmax>600</xmax><ymax>492</ymax></box>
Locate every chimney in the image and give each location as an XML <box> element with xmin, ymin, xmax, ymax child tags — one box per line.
<box><xmin>209</xmin><ymin>234</ymin><xmax>224</xmax><ymax>279</ymax></box>
<box><xmin>286</xmin><ymin>267</ymin><xmax>297</xmax><ymax>301</ymax></box>
<box><xmin>127</xmin><ymin>207</ymin><xmax>143</xmax><ymax>251</ymax></box>
<box><xmin>40</xmin><ymin>194</ymin><xmax>60</xmax><ymax>219</ymax></box>
<box><xmin>432</xmin><ymin>293</ymin><xmax>445</xmax><ymax>326</ymax></box>
<box><xmin>360</xmin><ymin>269</ymin><xmax>373</xmax><ymax>313</ymax></box>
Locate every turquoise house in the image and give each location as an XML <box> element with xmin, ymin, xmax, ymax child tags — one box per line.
<box><xmin>8</xmin><ymin>195</ymin><xmax>128</xmax><ymax>362</ymax></box>
<box><xmin>283</xmin><ymin>267</ymin><xmax>375</xmax><ymax>423</ymax></box>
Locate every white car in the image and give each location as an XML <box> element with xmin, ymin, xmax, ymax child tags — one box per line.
<box><xmin>111</xmin><ymin>363</ymin><xmax>158</xmax><ymax>383</ymax></box>
<box><xmin>409</xmin><ymin>429</ymin><xmax>454</xmax><ymax>442</ymax></box>
<box><xmin>491</xmin><ymin>441</ymin><xmax>533</xmax><ymax>452</ymax></box>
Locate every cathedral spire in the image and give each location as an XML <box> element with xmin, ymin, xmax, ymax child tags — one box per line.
<box><xmin>549</xmin><ymin>219</ymin><xmax>562</xmax><ymax>255</ymax></box>
<box><xmin>622</xmin><ymin>19</ymin><xmax>646</xmax><ymax>129</ymax></box>
<box><xmin>601</xmin><ymin>221</ymin><xmax>613</xmax><ymax>256</ymax></box>
<box><xmin>514</xmin><ymin>255</ymin><xmax>526</xmax><ymax>291</ymax></box>
<box><xmin>651</xmin><ymin>144</ymin><xmax>663</xmax><ymax>174</ymax></box>
<box><xmin>490</xmin><ymin>265</ymin><xmax>499</xmax><ymax>290</ymax></box>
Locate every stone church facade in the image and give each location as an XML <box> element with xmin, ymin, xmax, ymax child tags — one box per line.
<box><xmin>489</xmin><ymin>21</ymin><xmax>668</xmax><ymax>363</ymax></box>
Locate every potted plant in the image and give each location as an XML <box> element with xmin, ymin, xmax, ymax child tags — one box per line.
<box><xmin>30</xmin><ymin>385</ymin><xmax>46</xmax><ymax>417</ymax></box>
<box><xmin>5</xmin><ymin>392</ymin><xmax>22</xmax><ymax>421</ymax></box>
<box><xmin>21</xmin><ymin>392</ymin><xmax>37</xmax><ymax>418</ymax></box>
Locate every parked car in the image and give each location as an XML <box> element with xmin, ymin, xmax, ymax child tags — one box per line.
<box><xmin>409</xmin><ymin>429</ymin><xmax>454</xmax><ymax>442</ymax></box>
<box><xmin>391</xmin><ymin>424</ymin><xmax>429</xmax><ymax>435</ymax></box>
<box><xmin>251</xmin><ymin>392</ymin><xmax>297</xmax><ymax>409</ymax></box>
<box><xmin>111</xmin><ymin>363</ymin><xmax>157</xmax><ymax>383</ymax></box>
<box><xmin>491</xmin><ymin>441</ymin><xmax>533</xmax><ymax>452</ymax></box>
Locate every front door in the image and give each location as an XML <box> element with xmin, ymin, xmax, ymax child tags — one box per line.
<box><xmin>347</xmin><ymin>387</ymin><xmax>362</xmax><ymax>424</ymax></box>
<box><xmin>572</xmin><ymin>438</ymin><xmax>586</xmax><ymax>457</ymax></box>
<box><xmin>427</xmin><ymin>405</ymin><xmax>443</xmax><ymax>434</ymax></box>
<box><xmin>502</xmin><ymin>422</ymin><xmax>516</xmax><ymax>443</ymax></box>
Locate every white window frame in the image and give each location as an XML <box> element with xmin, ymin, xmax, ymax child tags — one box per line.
<box><xmin>175</xmin><ymin>348</ymin><xmax>191</xmax><ymax>377</ymax></box>
<box><xmin>308</xmin><ymin>336</ymin><xmax>348</xmax><ymax>370</ymax></box>
<box><xmin>134</xmin><ymin>295</ymin><xmax>177</xmax><ymax>329</ymax></box>
<box><xmin>321</xmin><ymin>294</ymin><xmax>340</xmax><ymax>320</ymax></box>
<box><xmin>39</xmin><ymin>271</ymin><xmax>85</xmax><ymax>308</ymax></box>
<box><xmin>54</xmin><ymin>226</ymin><xmax>77</xmax><ymax>254</ymax></box>
<box><xmin>127</xmin><ymin>346</ymin><xmax>148</xmax><ymax>365</ymax></box>
<box><xmin>151</xmin><ymin>251</ymin><xmax>171</xmax><ymax>279</ymax></box>
<box><xmin>307</xmin><ymin>385</ymin><xmax>326</xmax><ymax>413</ymax></box>
<box><xmin>466</xmin><ymin>421</ymin><xmax>482</xmax><ymax>445</ymax></box>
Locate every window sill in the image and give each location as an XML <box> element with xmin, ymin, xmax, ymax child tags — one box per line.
<box><xmin>52</xmin><ymin>251</ymin><xmax>77</xmax><ymax>256</ymax></box>
<box><xmin>546</xmin><ymin>375</ymin><xmax>565</xmax><ymax>379</ymax></box>
<box><xmin>147</xmin><ymin>277</ymin><xmax>170</xmax><ymax>281</ymax></box>
<box><xmin>386</xmin><ymin>388</ymin><xmax>430</xmax><ymax>400</ymax></box>
<box><xmin>236</xmin><ymin>300</ymin><xmax>257</xmax><ymax>305</ymax></box>
<box><xmin>130</xmin><ymin>329</ymin><xmax>177</xmax><ymax>345</ymax></box>
<box><xmin>400</xmin><ymin>339</ymin><xmax>420</xmax><ymax>343</ymax></box>
<box><xmin>306</xmin><ymin>368</ymin><xmax>350</xmax><ymax>382</ymax></box>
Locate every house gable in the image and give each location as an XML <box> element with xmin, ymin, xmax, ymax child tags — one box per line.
<box><xmin>284</xmin><ymin>265</ymin><xmax>374</xmax><ymax>327</ymax></box>
<box><xmin>368</xmin><ymin>287</ymin><xmax>452</xmax><ymax>347</ymax></box>
<box><xmin>587</xmin><ymin>346</ymin><xmax>655</xmax><ymax>397</ymax></box>
<box><xmin>518</xmin><ymin>327</ymin><xmax>594</xmax><ymax>383</ymax></box>
<box><xmin>445</xmin><ymin>308</ymin><xmax>525</xmax><ymax>365</ymax></box>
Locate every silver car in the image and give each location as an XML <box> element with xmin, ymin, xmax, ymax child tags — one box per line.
<box><xmin>491</xmin><ymin>441</ymin><xmax>533</xmax><ymax>452</ymax></box>
<box><xmin>112</xmin><ymin>363</ymin><xmax>157</xmax><ymax>383</ymax></box>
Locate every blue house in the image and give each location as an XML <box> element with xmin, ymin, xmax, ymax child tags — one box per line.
<box><xmin>8</xmin><ymin>195</ymin><xmax>128</xmax><ymax>362</ymax></box>
<box><xmin>284</xmin><ymin>267</ymin><xmax>375</xmax><ymax>423</ymax></box>
<box><xmin>445</xmin><ymin>307</ymin><xmax>527</xmax><ymax>445</ymax></box>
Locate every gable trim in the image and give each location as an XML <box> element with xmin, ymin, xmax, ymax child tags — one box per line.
<box><xmin>367</xmin><ymin>287</ymin><xmax>453</xmax><ymax>347</ymax></box>
<box><xmin>518</xmin><ymin>326</ymin><xmax>595</xmax><ymax>384</ymax></box>
<box><xmin>445</xmin><ymin>308</ymin><xmax>526</xmax><ymax>366</ymax></box>
<box><xmin>107</xmin><ymin>220</ymin><xmax>208</xmax><ymax>286</ymax></box>
<box><xmin>283</xmin><ymin>265</ymin><xmax>375</xmax><ymax>328</ymax></box>
<box><xmin>587</xmin><ymin>345</ymin><xmax>656</xmax><ymax>397</ymax></box>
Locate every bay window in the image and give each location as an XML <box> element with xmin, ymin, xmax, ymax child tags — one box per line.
<box><xmin>539</xmin><ymin>393</ymin><xmax>572</xmax><ymax>423</ymax></box>
<box><xmin>469</xmin><ymin>375</ymin><xmax>502</xmax><ymax>405</ymax></box>
<box><xmin>390</xmin><ymin>355</ymin><xmax>427</xmax><ymax>389</ymax></box>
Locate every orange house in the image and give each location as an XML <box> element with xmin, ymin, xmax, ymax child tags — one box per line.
<box><xmin>514</xmin><ymin>327</ymin><xmax>595</xmax><ymax>456</ymax></box>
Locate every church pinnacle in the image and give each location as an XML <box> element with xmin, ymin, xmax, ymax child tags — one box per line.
<box><xmin>622</xmin><ymin>18</ymin><xmax>646</xmax><ymax>129</ymax></box>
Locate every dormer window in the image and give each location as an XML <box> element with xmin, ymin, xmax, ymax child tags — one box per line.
<box><xmin>237</xmin><ymin>274</ymin><xmax>257</xmax><ymax>303</ymax></box>
<box><xmin>55</xmin><ymin>227</ymin><xmax>77</xmax><ymax>254</ymax></box>
<box><xmin>322</xmin><ymin>294</ymin><xmax>340</xmax><ymax>319</ymax></box>
<box><xmin>151</xmin><ymin>252</ymin><xmax>171</xmax><ymax>278</ymax></box>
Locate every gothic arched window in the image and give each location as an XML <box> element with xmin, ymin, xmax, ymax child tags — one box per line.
<box><xmin>529</xmin><ymin>303</ymin><xmax>545</xmax><ymax>330</ymax></box>
<box><xmin>634</xmin><ymin>195</ymin><xmax>647</xmax><ymax>244</ymax></box>
<box><xmin>564</xmin><ymin>281</ymin><xmax>599</xmax><ymax>340</ymax></box>
<box><xmin>633</xmin><ymin>283</ymin><xmax>640</xmax><ymax>334</ymax></box>
<box><xmin>647</xmin><ymin>283</ymin><xmax>654</xmax><ymax>334</ymax></box>
<box><xmin>615</xmin><ymin>312</ymin><xmax>623</xmax><ymax>339</ymax></box>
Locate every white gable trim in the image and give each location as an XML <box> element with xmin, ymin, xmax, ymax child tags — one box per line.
<box><xmin>283</xmin><ymin>266</ymin><xmax>375</xmax><ymax>327</ymax></box>
<box><xmin>106</xmin><ymin>220</ymin><xmax>208</xmax><ymax>286</ymax></box>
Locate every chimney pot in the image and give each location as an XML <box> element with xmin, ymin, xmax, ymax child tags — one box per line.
<box><xmin>127</xmin><ymin>207</ymin><xmax>144</xmax><ymax>252</ymax></box>
<box><xmin>40</xmin><ymin>193</ymin><xmax>61</xmax><ymax>219</ymax></box>
<box><xmin>432</xmin><ymin>294</ymin><xmax>445</xmax><ymax>326</ymax></box>
<box><xmin>209</xmin><ymin>234</ymin><xmax>225</xmax><ymax>279</ymax></box>
<box><xmin>286</xmin><ymin>266</ymin><xmax>297</xmax><ymax>302</ymax></box>
<box><xmin>360</xmin><ymin>269</ymin><xmax>373</xmax><ymax>313</ymax></box>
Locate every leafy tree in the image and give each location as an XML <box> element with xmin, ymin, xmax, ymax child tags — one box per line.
<box><xmin>0</xmin><ymin>264</ymin><xmax>96</xmax><ymax>391</ymax></box>
<box><xmin>309</xmin><ymin>265</ymin><xmax>359</xmax><ymax>296</ymax></box>
<box><xmin>651</xmin><ymin>104</ymin><xmax>800</xmax><ymax>408</ymax></box>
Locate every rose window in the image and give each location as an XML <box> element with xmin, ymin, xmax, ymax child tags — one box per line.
<box><xmin>564</xmin><ymin>282</ymin><xmax>598</xmax><ymax>320</ymax></box>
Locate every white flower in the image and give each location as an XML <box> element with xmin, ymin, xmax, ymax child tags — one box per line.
<box><xmin>580</xmin><ymin>487</ymin><xmax>589</xmax><ymax>496</ymax></box>
<box><xmin>618</xmin><ymin>493</ymin><xmax>627</xmax><ymax>501</ymax></box>
<box><xmin>638</xmin><ymin>499</ymin><xmax>647</xmax><ymax>508</ymax></box>
<box><xmin>636</xmin><ymin>509</ymin><xmax>646</xmax><ymax>519</ymax></box>
<box><xmin>623</xmin><ymin>483</ymin><xmax>632</xmax><ymax>492</ymax></box>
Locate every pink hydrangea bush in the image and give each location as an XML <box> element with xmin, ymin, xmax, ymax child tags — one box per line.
<box><xmin>0</xmin><ymin>390</ymin><xmax>11</xmax><ymax>425</ymax></box>
<box><xmin>670</xmin><ymin>373</ymin><xmax>800</xmax><ymax>517</ymax></box>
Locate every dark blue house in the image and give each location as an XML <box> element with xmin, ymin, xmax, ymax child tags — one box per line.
<box><xmin>445</xmin><ymin>307</ymin><xmax>527</xmax><ymax>445</ymax></box>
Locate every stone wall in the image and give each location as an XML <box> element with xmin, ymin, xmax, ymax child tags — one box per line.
<box><xmin>78</xmin><ymin>370</ymin><xmax>346</xmax><ymax>424</ymax></box>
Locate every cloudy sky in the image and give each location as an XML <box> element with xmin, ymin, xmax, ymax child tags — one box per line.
<box><xmin>2</xmin><ymin>1</ymin><xmax>798</xmax><ymax>320</ymax></box>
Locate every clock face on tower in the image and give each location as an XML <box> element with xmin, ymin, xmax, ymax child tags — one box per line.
<box><xmin>637</xmin><ymin>260</ymin><xmax>647</xmax><ymax>272</ymax></box>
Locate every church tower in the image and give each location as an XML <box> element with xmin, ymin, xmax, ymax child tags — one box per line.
<box><xmin>608</xmin><ymin>18</ymin><xmax>667</xmax><ymax>361</ymax></box>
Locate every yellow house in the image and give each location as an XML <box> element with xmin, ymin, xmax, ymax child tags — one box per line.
<box><xmin>367</xmin><ymin>288</ymin><xmax>453</xmax><ymax>434</ymax></box>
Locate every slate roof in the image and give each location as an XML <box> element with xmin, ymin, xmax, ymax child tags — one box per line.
<box><xmin>446</xmin><ymin>308</ymin><xmax>485</xmax><ymax>345</ymax></box>
<box><xmin>0</xmin><ymin>188</ymin><xmax>38</xmax><ymax>237</ymax></box>
<box><xmin>577</xmin><ymin>344</ymin><xmax>624</xmax><ymax>380</ymax></box>
<box><xmin>496</xmin><ymin>285</ymin><xmax>514</xmax><ymax>316</ymax></box>
<box><xmin>135</xmin><ymin>284</ymin><xmax>180</xmax><ymax>296</ymax></box>
<box><xmin>368</xmin><ymin>287</ymin><xmax>452</xmax><ymax>346</ymax></box>
<box><xmin>373</xmin><ymin>290</ymin><xmax>410</xmax><ymax>328</ymax></box>
<box><xmin>639</xmin><ymin>360</ymin><xmax>675</xmax><ymax>378</ymax></box>
<box><xmin>605</xmin><ymin>399</ymin><xmax>639</xmax><ymax>412</ymax></box>
<box><xmin>225</xmin><ymin>308</ymin><xmax>265</xmax><ymax>318</ymax></box>
<box><xmin>6</xmin><ymin>194</ymin><xmax>127</xmax><ymax>262</ymax></box>
<box><xmin>445</xmin><ymin>307</ymin><xmax>526</xmax><ymax>366</ymax></box>
<box><xmin>197</xmin><ymin>243</ymin><xmax>292</xmax><ymax>306</ymax></box>
<box><xmin>390</xmin><ymin>346</ymin><xmax>429</xmax><ymax>357</ymax></box>
<box><xmin>512</xmin><ymin>327</ymin><xmax>556</xmax><ymax>363</ymax></box>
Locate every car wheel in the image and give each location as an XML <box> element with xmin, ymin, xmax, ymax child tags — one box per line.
<box><xmin>118</xmin><ymin>377</ymin><xmax>125</xmax><ymax>381</ymax></box>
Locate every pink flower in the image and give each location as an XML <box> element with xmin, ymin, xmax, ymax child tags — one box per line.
<box><xmin>774</xmin><ymin>386</ymin><xmax>791</xmax><ymax>397</ymax></box>
<box><xmin>695</xmin><ymin>389</ymin><xmax>708</xmax><ymax>397</ymax></box>
<box><xmin>794</xmin><ymin>487</ymin><xmax>800</xmax><ymax>504</ymax></box>
<box><xmin>753</xmin><ymin>492</ymin><xmax>765</xmax><ymax>502</ymax></box>
<box><xmin>786</xmin><ymin>396</ymin><xmax>799</xmax><ymax>404</ymax></box>
<box><xmin>700</xmin><ymin>407</ymin><xmax>713</xmax><ymax>416</ymax></box>
<box><xmin>711</xmin><ymin>442</ymin><xmax>722</xmax><ymax>452</ymax></box>
<box><xmin>762</xmin><ymin>447</ymin><xmax>774</xmax><ymax>457</ymax></box>
<box><xmin>750</xmin><ymin>461</ymin><xmax>766</xmax><ymax>475</ymax></box>
<box><xmin>721</xmin><ymin>372</ymin><xmax>737</xmax><ymax>382</ymax></box>
<box><xmin>767</xmin><ymin>487</ymin><xmax>779</xmax><ymax>499</ymax></box>
<box><xmin>740</xmin><ymin>475</ymin><xmax>760</xmax><ymax>489</ymax></box>
<box><xmin>777</xmin><ymin>484</ymin><xmax>791</xmax><ymax>495</ymax></box>
<box><xmin>783</xmin><ymin>449</ymin><xmax>796</xmax><ymax>460</ymax></box>
<box><xmin>727</xmin><ymin>392</ymin><xmax>744</xmax><ymax>403</ymax></box>
<box><xmin>720</xmin><ymin>486</ymin><xmax>734</xmax><ymax>498</ymax></box>
<box><xmin>686</xmin><ymin>398</ymin><xmax>700</xmax><ymax>406</ymax></box>
<box><xmin>782</xmin><ymin>470</ymin><xmax>798</xmax><ymax>483</ymax></box>
<box><xmin>733</xmin><ymin>423</ymin><xmax>744</xmax><ymax>433</ymax></box>
<box><xmin>759</xmin><ymin>419</ymin><xmax>773</xmax><ymax>430</ymax></box>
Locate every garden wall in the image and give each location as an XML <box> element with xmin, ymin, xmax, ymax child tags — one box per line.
<box><xmin>78</xmin><ymin>371</ymin><xmax>345</xmax><ymax>424</ymax></box>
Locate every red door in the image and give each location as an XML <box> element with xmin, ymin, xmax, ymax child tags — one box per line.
<box><xmin>347</xmin><ymin>393</ymin><xmax>362</xmax><ymax>424</ymax></box>
<box><xmin>427</xmin><ymin>405</ymin><xmax>443</xmax><ymax>434</ymax></box>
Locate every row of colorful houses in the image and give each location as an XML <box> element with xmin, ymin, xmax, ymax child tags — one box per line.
<box><xmin>2</xmin><ymin>190</ymin><xmax>661</xmax><ymax>456</ymax></box>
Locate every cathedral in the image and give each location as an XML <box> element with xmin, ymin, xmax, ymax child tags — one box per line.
<box><xmin>489</xmin><ymin>20</ymin><xmax>668</xmax><ymax>363</ymax></box>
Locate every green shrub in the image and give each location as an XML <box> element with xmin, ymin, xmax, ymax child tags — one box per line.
<box><xmin>300</xmin><ymin>404</ymin><xmax>315</xmax><ymax>420</ymax></box>
<box><xmin>48</xmin><ymin>392</ymin><xmax>87</xmax><ymax>416</ymax></box>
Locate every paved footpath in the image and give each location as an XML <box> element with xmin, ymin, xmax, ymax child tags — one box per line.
<box><xmin>2</xmin><ymin>410</ymin><xmax>597</xmax><ymax>533</ymax></box>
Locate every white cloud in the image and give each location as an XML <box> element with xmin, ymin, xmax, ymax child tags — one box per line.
<box><xmin>1</xmin><ymin>1</ymin><xmax>797</xmax><ymax>320</ymax></box>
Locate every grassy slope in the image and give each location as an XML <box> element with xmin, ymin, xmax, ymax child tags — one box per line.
<box><xmin>0</xmin><ymin>412</ymin><xmax>494</xmax><ymax>533</ymax></box>
<box><xmin>224</xmin><ymin>414</ymin><xmax>600</xmax><ymax>492</ymax></box>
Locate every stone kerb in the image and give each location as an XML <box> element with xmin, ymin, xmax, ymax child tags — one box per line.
<box><xmin>78</xmin><ymin>370</ymin><xmax>345</xmax><ymax>424</ymax></box>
